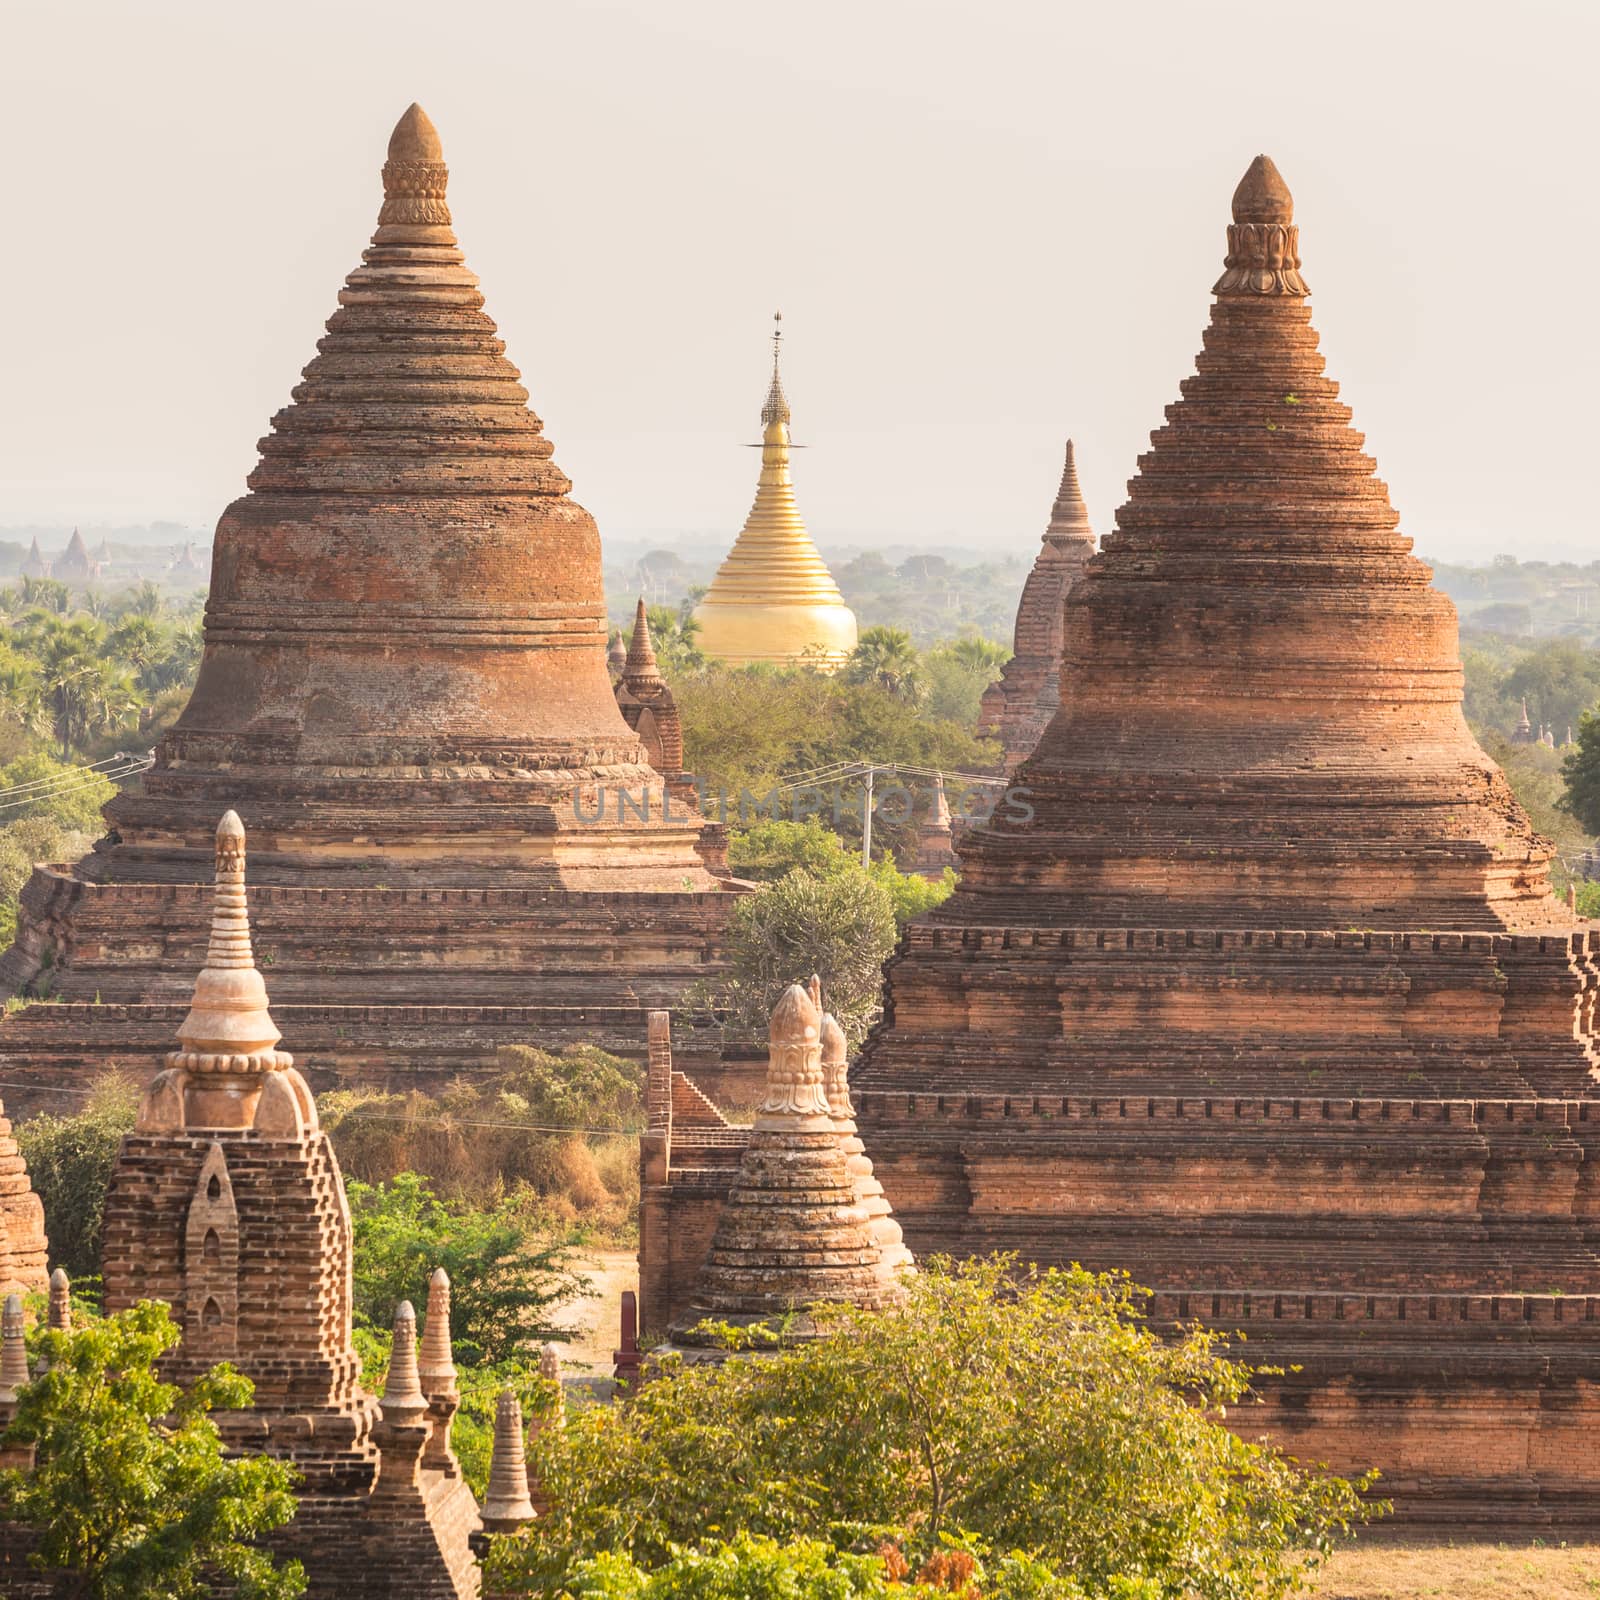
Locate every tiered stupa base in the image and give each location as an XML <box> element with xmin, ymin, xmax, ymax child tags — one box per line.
<box><xmin>0</xmin><ymin>857</ymin><xmax>738</xmax><ymax>1110</ymax></box>
<box><xmin>857</xmin><ymin>919</ymin><xmax>1600</xmax><ymax>1526</ymax></box>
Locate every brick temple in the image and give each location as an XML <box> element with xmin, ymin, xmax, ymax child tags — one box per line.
<box><xmin>100</xmin><ymin>812</ymin><xmax>482</xmax><ymax>1597</ymax></box>
<box><xmin>977</xmin><ymin>439</ymin><xmax>1097</xmax><ymax>773</ymax></box>
<box><xmin>0</xmin><ymin>105</ymin><xmax>740</xmax><ymax>1106</ymax></box>
<box><xmin>853</xmin><ymin>156</ymin><xmax>1600</xmax><ymax>1526</ymax></box>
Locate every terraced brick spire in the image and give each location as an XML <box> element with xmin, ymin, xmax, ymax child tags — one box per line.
<box><xmin>0</xmin><ymin>1295</ymin><xmax>27</xmax><ymax>1401</ymax></box>
<box><xmin>480</xmin><ymin>1390</ymin><xmax>536</xmax><ymax>1532</ymax></box>
<box><xmin>380</xmin><ymin>1300</ymin><xmax>428</xmax><ymax>1427</ymax></box>
<box><xmin>622</xmin><ymin>599</ymin><xmax>664</xmax><ymax>692</ymax></box>
<box><xmin>101</xmin><ymin>103</ymin><xmax>721</xmax><ymax>892</ymax></box>
<box><xmin>959</xmin><ymin>155</ymin><xmax>1561</xmax><ymax>931</ymax></box>
<box><xmin>978</xmin><ymin>438</ymin><xmax>1098</xmax><ymax>772</ymax></box>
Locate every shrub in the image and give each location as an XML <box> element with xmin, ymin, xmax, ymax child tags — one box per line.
<box><xmin>320</xmin><ymin>1044</ymin><xmax>646</xmax><ymax>1235</ymax></box>
<box><xmin>493</xmin><ymin>1256</ymin><xmax>1377</xmax><ymax>1600</ymax></box>
<box><xmin>719</xmin><ymin>868</ymin><xmax>899</xmax><ymax>1046</ymax></box>
<box><xmin>346</xmin><ymin>1171</ymin><xmax>588</xmax><ymax>1365</ymax></box>
<box><xmin>14</xmin><ymin>1073</ymin><xmax>139</xmax><ymax>1286</ymax></box>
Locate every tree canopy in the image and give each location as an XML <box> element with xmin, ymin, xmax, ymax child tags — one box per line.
<box><xmin>485</xmin><ymin>1256</ymin><xmax>1375</xmax><ymax>1600</ymax></box>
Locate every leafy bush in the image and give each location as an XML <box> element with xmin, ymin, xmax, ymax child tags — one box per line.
<box><xmin>491</xmin><ymin>1531</ymin><xmax>1148</xmax><ymax>1600</ymax></box>
<box><xmin>729</xmin><ymin>818</ymin><xmax>955</xmax><ymax>931</ymax></box>
<box><xmin>492</xmin><ymin>1257</ymin><xmax>1377</xmax><ymax>1600</ymax></box>
<box><xmin>719</xmin><ymin>868</ymin><xmax>899</xmax><ymax>1046</ymax></box>
<box><xmin>346</xmin><ymin>1171</ymin><xmax>587</xmax><ymax>1365</ymax></box>
<box><xmin>14</xmin><ymin>1073</ymin><xmax>139</xmax><ymax>1286</ymax></box>
<box><xmin>0</xmin><ymin>1300</ymin><xmax>303</xmax><ymax>1599</ymax></box>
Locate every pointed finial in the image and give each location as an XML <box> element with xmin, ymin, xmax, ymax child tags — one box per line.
<box><xmin>929</xmin><ymin>771</ymin><xmax>952</xmax><ymax>828</ymax></box>
<box><xmin>380</xmin><ymin>1300</ymin><xmax>428</xmax><ymax>1425</ymax></box>
<box><xmin>418</xmin><ymin>1268</ymin><xmax>457</xmax><ymax>1397</ymax></box>
<box><xmin>480</xmin><ymin>1390</ymin><xmax>537</xmax><ymax>1531</ymax></box>
<box><xmin>0</xmin><ymin>1295</ymin><xmax>28</xmax><ymax>1401</ymax></box>
<box><xmin>1231</xmin><ymin>154</ymin><xmax>1294</xmax><ymax>224</ymax></box>
<box><xmin>379</xmin><ymin>103</ymin><xmax>451</xmax><ymax>230</ymax></box>
<box><xmin>171</xmin><ymin>813</ymin><xmax>286</xmax><ymax>1072</ymax></box>
<box><xmin>1214</xmin><ymin>155</ymin><xmax>1307</xmax><ymax>298</ymax></box>
<box><xmin>1048</xmin><ymin>439</ymin><xmax>1093</xmax><ymax>541</ymax></box>
<box><xmin>761</xmin><ymin>312</ymin><xmax>792</xmax><ymax>428</ymax></box>
<box><xmin>623</xmin><ymin>598</ymin><xmax>663</xmax><ymax>687</ymax></box>
<box><xmin>607</xmin><ymin>629</ymin><xmax>628</xmax><ymax>674</ymax></box>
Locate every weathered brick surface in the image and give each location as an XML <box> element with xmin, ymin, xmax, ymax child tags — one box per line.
<box><xmin>0</xmin><ymin>1101</ymin><xmax>47</xmax><ymax>1299</ymax></box>
<box><xmin>852</xmin><ymin>157</ymin><xmax>1600</xmax><ymax>1524</ymax></box>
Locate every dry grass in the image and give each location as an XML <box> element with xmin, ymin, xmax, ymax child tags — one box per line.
<box><xmin>1313</xmin><ymin>1540</ymin><xmax>1600</xmax><ymax>1599</ymax></box>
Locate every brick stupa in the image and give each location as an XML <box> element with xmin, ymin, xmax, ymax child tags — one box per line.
<box><xmin>101</xmin><ymin>812</ymin><xmax>481</xmax><ymax>1597</ymax></box>
<box><xmin>854</xmin><ymin>157</ymin><xmax>1600</xmax><ymax>1526</ymax></box>
<box><xmin>667</xmin><ymin>980</ymin><xmax>908</xmax><ymax>1345</ymax></box>
<box><xmin>977</xmin><ymin>440</ymin><xmax>1097</xmax><ymax>772</ymax></box>
<box><xmin>0</xmin><ymin>105</ymin><xmax>737</xmax><ymax>1102</ymax></box>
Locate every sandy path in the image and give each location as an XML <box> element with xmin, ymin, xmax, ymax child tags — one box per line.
<box><xmin>551</xmin><ymin>1246</ymin><xmax>638</xmax><ymax>1376</ymax></box>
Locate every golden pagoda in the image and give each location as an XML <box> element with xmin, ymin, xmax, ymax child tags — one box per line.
<box><xmin>693</xmin><ymin>316</ymin><xmax>858</xmax><ymax>669</ymax></box>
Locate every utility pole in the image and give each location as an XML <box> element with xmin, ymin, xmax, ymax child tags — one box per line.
<box><xmin>861</xmin><ymin>764</ymin><xmax>875</xmax><ymax>866</ymax></box>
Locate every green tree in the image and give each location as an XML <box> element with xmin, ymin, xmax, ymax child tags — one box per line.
<box><xmin>0</xmin><ymin>1300</ymin><xmax>303</xmax><ymax>1600</ymax></box>
<box><xmin>492</xmin><ymin>1257</ymin><xmax>1373</xmax><ymax>1600</ymax></box>
<box><xmin>18</xmin><ymin>615</ymin><xmax>141</xmax><ymax>757</ymax></box>
<box><xmin>1561</xmin><ymin>710</ymin><xmax>1600</xmax><ymax>835</ymax></box>
<box><xmin>845</xmin><ymin>627</ymin><xmax>925</xmax><ymax>704</ymax></box>
<box><xmin>346</xmin><ymin>1172</ymin><xmax>587</xmax><ymax>1364</ymax></box>
<box><xmin>729</xmin><ymin>817</ymin><xmax>859</xmax><ymax>882</ymax></box>
<box><xmin>923</xmin><ymin>635</ymin><xmax>1009</xmax><ymax>724</ymax></box>
<box><xmin>719</xmin><ymin>867</ymin><xmax>898</xmax><ymax>1045</ymax></box>
<box><xmin>0</xmin><ymin>750</ymin><xmax>116</xmax><ymax>832</ymax></box>
<box><xmin>728</xmin><ymin>819</ymin><xmax>954</xmax><ymax>932</ymax></box>
<box><xmin>14</xmin><ymin>1074</ymin><xmax>140</xmax><ymax>1285</ymax></box>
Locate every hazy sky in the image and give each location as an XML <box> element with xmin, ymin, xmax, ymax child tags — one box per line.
<box><xmin>7</xmin><ymin>0</ymin><xmax>1597</xmax><ymax>563</ymax></box>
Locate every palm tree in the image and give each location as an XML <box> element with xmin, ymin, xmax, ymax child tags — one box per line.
<box><xmin>121</xmin><ymin>580</ymin><xmax>165</xmax><ymax>619</ymax></box>
<box><xmin>844</xmin><ymin>626</ymin><xmax>926</xmax><ymax>704</ymax></box>
<box><xmin>29</xmin><ymin>616</ymin><xmax>142</xmax><ymax>757</ymax></box>
<box><xmin>0</xmin><ymin>654</ymin><xmax>49</xmax><ymax>743</ymax></box>
<box><xmin>945</xmin><ymin>635</ymin><xmax>1009</xmax><ymax>673</ymax></box>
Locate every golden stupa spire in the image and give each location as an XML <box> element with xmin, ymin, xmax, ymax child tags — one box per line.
<box><xmin>692</xmin><ymin>314</ymin><xmax>858</xmax><ymax>670</ymax></box>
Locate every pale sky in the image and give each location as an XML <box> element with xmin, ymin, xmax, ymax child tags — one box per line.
<box><xmin>6</xmin><ymin>0</ymin><xmax>1597</xmax><ymax>563</ymax></box>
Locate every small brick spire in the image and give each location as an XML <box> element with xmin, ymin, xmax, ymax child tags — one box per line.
<box><xmin>0</xmin><ymin>1295</ymin><xmax>29</xmax><ymax>1401</ymax></box>
<box><xmin>480</xmin><ymin>1390</ymin><xmax>536</xmax><ymax>1532</ymax></box>
<box><xmin>418</xmin><ymin>1267</ymin><xmax>457</xmax><ymax>1398</ymax></box>
<box><xmin>623</xmin><ymin>598</ymin><xmax>664</xmax><ymax>691</ymax></box>
<box><xmin>380</xmin><ymin>1300</ymin><xmax>428</xmax><ymax>1426</ymax></box>
<box><xmin>47</xmin><ymin>1268</ymin><xmax>70</xmax><ymax>1332</ymax></box>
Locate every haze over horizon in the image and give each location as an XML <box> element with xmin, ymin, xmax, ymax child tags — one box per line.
<box><xmin>8</xmin><ymin>0</ymin><xmax>1597</xmax><ymax>564</ymax></box>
